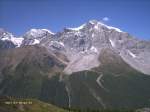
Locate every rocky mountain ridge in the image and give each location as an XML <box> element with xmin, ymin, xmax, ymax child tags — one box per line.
<box><xmin>1</xmin><ymin>20</ymin><xmax>149</xmax><ymax>75</ymax></box>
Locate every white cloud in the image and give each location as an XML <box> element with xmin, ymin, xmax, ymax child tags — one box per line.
<box><xmin>102</xmin><ymin>17</ymin><xmax>110</xmax><ymax>22</ymax></box>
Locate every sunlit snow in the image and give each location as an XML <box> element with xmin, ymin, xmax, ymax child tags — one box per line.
<box><xmin>109</xmin><ymin>39</ymin><xmax>115</xmax><ymax>47</ymax></box>
<box><xmin>68</xmin><ymin>24</ymin><xmax>86</xmax><ymax>31</ymax></box>
<box><xmin>128</xmin><ymin>50</ymin><xmax>136</xmax><ymax>58</ymax></box>
<box><xmin>32</xmin><ymin>39</ymin><xmax>40</xmax><ymax>44</ymax></box>
<box><xmin>90</xmin><ymin>46</ymin><xmax>98</xmax><ymax>53</ymax></box>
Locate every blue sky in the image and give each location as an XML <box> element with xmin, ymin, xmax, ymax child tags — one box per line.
<box><xmin>0</xmin><ymin>0</ymin><xmax>150</xmax><ymax>40</ymax></box>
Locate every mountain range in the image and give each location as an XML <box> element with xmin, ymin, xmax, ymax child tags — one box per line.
<box><xmin>0</xmin><ymin>20</ymin><xmax>150</xmax><ymax>110</ymax></box>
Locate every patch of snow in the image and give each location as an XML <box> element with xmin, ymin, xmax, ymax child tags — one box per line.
<box><xmin>50</xmin><ymin>41</ymin><xmax>64</xmax><ymax>47</ymax></box>
<box><xmin>98</xmin><ymin>22</ymin><xmax>122</xmax><ymax>32</ymax></box>
<box><xmin>106</xmin><ymin>26</ymin><xmax>122</xmax><ymax>32</ymax></box>
<box><xmin>1</xmin><ymin>33</ymin><xmax>14</xmax><ymax>40</ymax></box>
<box><xmin>92</xmin><ymin>33</ymin><xmax>95</xmax><ymax>38</ymax></box>
<box><xmin>1</xmin><ymin>37</ymin><xmax>9</xmax><ymax>41</ymax></box>
<box><xmin>89</xmin><ymin>20</ymin><xmax>123</xmax><ymax>32</ymax></box>
<box><xmin>27</xmin><ymin>29</ymin><xmax>54</xmax><ymax>37</ymax></box>
<box><xmin>94</xmin><ymin>25</ymin><xmax>99</xmax><ymax>29</ymax></box>
<box><xmin>68</xmin><ymin>20</ymin><xmax>122</xmax><ymax>32</ymax></box>
<box><xmin>11</xmin><ymin>37</ymin><xmax>24</xmax><ymax>47</ymax></box>
<box><xmin>42</xmin><ymin>29</ymin><xmax>55</xmax><ymax>35</ymax></box>
<box><xmin>2</xmin><ymin>32</ymin><xmax>6</xmax><ymax>35</ymax></box>
<box><xmin>68</xmin><ymin>24</ymin><xmax>86</xmax><ymax>31</ymax></box>
<box><xmin>1</xmin><ymin>35</ymin><xmax>24</xmax><ymax>47</ymax></box>
<box><xmin>128</xmin><ymin>50</ymin><xmax>136</xmax><ymax>58</ymax></box>
<box><xmin>59</xmin><ymin>42</ymin><xmax>64</xmax><ymax>46</ymax></box>
<box><xmin>89</xmin><ymin>20</ymin><xmax>96</xmax><ymax>25</ymax></box>
<box><xmin>90</xmin><ymin>46</ymin><xmax>98</xmax><ymax>53</ymax></box>
<box><xmin>32</xmin><ymin>39</ymin><xmax>40</xmax><ymax>45</ymax></box>
<box><xmin>28</xmin><ymin>29</ymin><xmax>39</xmax><ymax>36</ymax></box>
<box><xmin>109</xmin><ymin>39</ymin><xmax>115</xmax><ymax>47</ymax></box>
<box><xmin>30</xmin><ymin>29</ymin><xmax>37</xmax><ymax>33</ymax></box>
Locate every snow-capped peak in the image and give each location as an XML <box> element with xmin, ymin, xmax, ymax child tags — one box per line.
<box><xmin>89</xmin><ymin>20</ymin><xmax>99</xmax><ymax>25</ymax></box>
<box><xmin>0</xmin><ymin>30</ymin><xmax>24</xmax><ymax>47</ymax></box>
<box><xmin>89</xmin><ymin>20</ymin><xmax>123</xmax><ymax>32</ymax></box>
<box><xmin>67</xmin><ymin>20</ymin><xmax>123</xmax><ymax>33</ymax></box>
<box><xmin>26</xmin><ymin>28</ymin><xmax>54</xmax><ymax>37</ymax></box>
<box><xmin>10</xmin><ymin>37</ymin><xmax>24</xmax><ymax>47</ymax></box>
<box><xmin>2</xmin><ymin>36</ymin><xmax>24</xmax><ymax>47</ymax></box>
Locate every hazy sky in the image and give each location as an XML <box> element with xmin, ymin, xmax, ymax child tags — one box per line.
<box><xmin>0</xmin><ymin>0</ymin><xmax>150</xmax><ymax>40</ymax></box>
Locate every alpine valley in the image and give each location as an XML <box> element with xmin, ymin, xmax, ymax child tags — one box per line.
<box><xmin>0</xmin><ymin>20</ymin><xmax>150</xmax><ymax>110</ymax></box>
